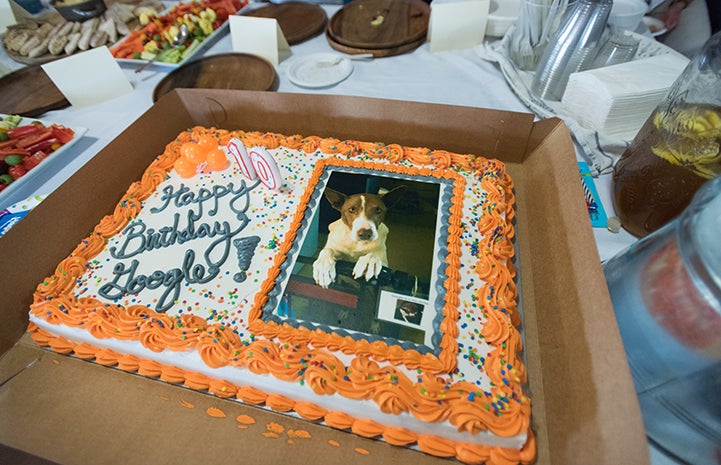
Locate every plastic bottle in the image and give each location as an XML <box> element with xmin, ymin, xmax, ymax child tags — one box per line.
<box><xmin>612</xmin><ymin>31</ymin><xmax>721</xmax><ymax>237</ymax></box>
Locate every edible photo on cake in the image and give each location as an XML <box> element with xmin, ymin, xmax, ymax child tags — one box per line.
<box><xmin>271</xmin><ymin>170</ymin><xmax>443</xmax><ymax>349</ymax></box>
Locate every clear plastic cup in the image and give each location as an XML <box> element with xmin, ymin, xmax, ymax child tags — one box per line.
<box><xmin>589</xmin><ymin>32</ymin><xmax>640</xmax><ymax>68</ymax></box>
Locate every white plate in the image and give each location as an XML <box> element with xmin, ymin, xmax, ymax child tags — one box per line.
<box><xmin>286</xmin><ymin>53</ymin><xmax>354</xmax><ymax>88</ymax></box>
<box><xmin>0</xmin><ymin>114</ymin><xmax>87</xmax><ymax>210</ymax></box>
<box><xmin>642</xmin><ymin>16</ymin><xmax>667</xmax><ymax>37</ymax></box>
<box><xmin>486</xmin><ymin>0</ymin><xmax>520</xmax><ymax>38</ymax></box>
<box><xmin>115</xmin><ymin>3</ymin><xmax>250</xmax><ymax>70</ymax></box>
<box><xmin>116</xmin><ymin>22</ymin><xmax>230</xmax><ymax>70</ymax></box>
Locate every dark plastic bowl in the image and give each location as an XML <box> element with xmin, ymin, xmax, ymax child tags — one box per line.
<box><xmin>51</xmin><ymin>0</ymin><xmax>106</xmax><ymax>22</ymax></box>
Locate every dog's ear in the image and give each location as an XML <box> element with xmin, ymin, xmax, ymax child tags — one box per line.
<box><xmin>323</xmin><ymin>188</ymin><xmax>347</xmax><ymax>211</ymax></box>
<box><xmin>380</xmin><ymin>185</ymin><xmax>407</xmax><ymax>208</ymax></box>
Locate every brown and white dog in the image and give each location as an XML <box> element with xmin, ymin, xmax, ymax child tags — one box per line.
<box><xmin>313</xmin><ymin>185</ymin><xmax>406</xmax><ymax>288</ymax></box>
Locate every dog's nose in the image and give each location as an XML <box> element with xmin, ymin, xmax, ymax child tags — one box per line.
<box><xmin>357</xmin><ymin>229</ymin><xmax>373</xmax><ymax>241</ymax></box>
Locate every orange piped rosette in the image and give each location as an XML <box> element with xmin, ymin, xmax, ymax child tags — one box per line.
<box><xmin>28</xmin><ymin>127</ymin><xmax>533</xmax><ymax>465</ymax></box>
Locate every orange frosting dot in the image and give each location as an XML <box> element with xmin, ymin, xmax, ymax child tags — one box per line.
<box><xmin>174</xmin><ymin>157</ymin><xmax>196</xmax><ymax>178</ymax></box>
<box><xmin>236</xmin><ymin>414</ymin><xmax>256</xmax><ymax>425</ymax></box>
<box><xmin>196</xmin><ymin>134</ymin><xmax>217</xmax><ymax>149</ymax></box>
<box><xmin>206</xmin><ymin>406</ymin><xmax>226</xmax><ymax>418</ymax></box>
<box><xmin>206</xmin><ymin>148</ymin><xmax>229</xmax><ymax>170</ymax></box>
<box><xmin>266</xmin><ymin>422</ymin><xmax>285</xmax><ymax>434</ymax></box>
<box><xmin>180</xmin><ymin>142</ymin><xmax>207</xmax><ymax>164</ymax></box>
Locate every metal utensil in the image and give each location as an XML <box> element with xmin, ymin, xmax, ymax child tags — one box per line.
<box><xmin>317</xmin><ymin>53</ymin><xmax>374</xmax><ymax>68</ymax></box>
<box><xmin>135</xmin><ymin>24</ymin><xmax>190</xmax><ymax>74</ymax></box>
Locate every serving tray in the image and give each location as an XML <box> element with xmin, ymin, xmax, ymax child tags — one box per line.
<box><xmin>243</xmin><ymin>1</ymin><xmax>327</xmax><ymax>45</ymax></box>
<box><xmin>327</xmin><ymin>0</ymin><xmax>430</xmax><ymax>50</ymax></box>
<box><xmin>0</xmin><ymin>65</ymin><xmax>69</xmax><ymax>117</ymax></box>
<box><xmin>152</xmin><ymin>52</ymin><xmax>278</xmax><ymax>102</ymax></box>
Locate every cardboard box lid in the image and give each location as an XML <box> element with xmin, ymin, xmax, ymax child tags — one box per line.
<box><xmin>0</xmin><ymin>90</ymin><xmax>649</xmax><ymax>465</ymax></box>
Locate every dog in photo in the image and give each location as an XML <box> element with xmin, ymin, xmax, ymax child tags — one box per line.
<box><xmin>313</xmin><ymin>185</ymin><xmax>406</xmax><ymax>288</ymax></box>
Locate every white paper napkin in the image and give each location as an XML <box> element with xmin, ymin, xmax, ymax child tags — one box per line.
<box><xmin>561</xmin><ymin>53</ymin><xmax>689</xmax><ymax>139</ymax></box>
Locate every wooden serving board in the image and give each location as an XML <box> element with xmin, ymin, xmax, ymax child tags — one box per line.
<box><xmin>2</xmin><ymin>0</ymin><xmax>163</xmax><ymax>66</ymax></box>
<box><xmin>153</xmin><ymin>53</ymin><xmax>278</xmax><ymax>102</ymax></box>
<box><xmin>325</xmin><ymin>29</ymin><xmax>425</xmax><ymax>58</ymax></box>
<box><xmin>243</xmin><ymin>1</ymin><xmax>327</xmax><ymax>45</ymax></box>
<box><xmin>0</xmin><ymin>65</ymin><xmax>70</xmax><ymax>117</ymax></box>
<box><xmin>2</xmin><ymin>45</ymin><xmax>58</xmax><ymax>67</ymax></box>
<box><xmin>327</xmin><ymin>0</ymin><xmax>430</xmax><ymax>50</ymax></box>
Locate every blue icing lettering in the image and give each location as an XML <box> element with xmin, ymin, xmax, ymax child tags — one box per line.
<box><xmin>100</xmin><ymin>179</ymin><xmax>264</xmax><ymax>312</ymax></box>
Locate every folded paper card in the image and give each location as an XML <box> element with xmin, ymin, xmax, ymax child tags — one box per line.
<box><xmin>2</xmin><ymin>0</ymin><xmax>16</xmax><ymax>35</ymax></box>
<box><xmin>41</xmin><ymin>47</ymin><xmax>133</xmax><ymax>109</ymax></box>
<box><xmin>429</xmin><ymin>0</ymin><xmax>490</xmax><ymax>52</ymax></box>
<box><xmin>229</xmin><ymin>15</ymin><xmax>290</xmax><ymax>66</ymax></box>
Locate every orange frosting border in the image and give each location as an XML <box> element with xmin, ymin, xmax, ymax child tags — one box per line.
<box><xmin>246</xmin><ymin>157</ymin><xmax>466</xmax><ymax>374</ymax></box>
<box><xmin>29</xmin><ymin>325</ymin><xmax>535</xmax><ymax>465</ymax></box>
<box><xmin>28</xmin><ymin>127</ymin><xmax>532</xmax><ymax>464</ymax></box>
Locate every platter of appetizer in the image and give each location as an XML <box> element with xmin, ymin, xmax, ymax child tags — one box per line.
<box><xmin>2</xmin><ymin>0</ymin><xmax>164</xmax><ymax>65</ymax></box>
<box><xmin>111</xmin><ymin>0</ymin><xmax>248</xmax><ymax>69</ymax></box>
<box><xmin>0</xmin><ymin>114</ymin><xmax>87</xmax><ymax>209</ymax></box>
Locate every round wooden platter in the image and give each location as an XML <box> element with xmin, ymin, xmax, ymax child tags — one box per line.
<box><xmin>3</xmin><ymin>43</ymin><xmax>60</xmax><ymax>66</ymax></box>
<box><xmin>327</xmin><ymin>0</ymin><xmax>430</xmax><ymax>50</ymax></box>
<box><xmin>325</xmin><ymin>29</ymin><xmax>426</xmax><ymax>58</ymax></box>
<box><xmin>242</xmin><ymin>1</ymin><xmax>327</xmax><ymax>45</ymax></box>
<box><xmin>2</xmin><ymin>0</ymin><xmax>162</xmax><ymax>66</ymax></box>
<box><xmin>0</xmin><ymin>65</ymin><xmax>70</xmax><ymax>117</ymax></box>
<box><xmin>153</xmin><ymin>53</ymin><xmax>278</xmax><ymax>102</ymax></box>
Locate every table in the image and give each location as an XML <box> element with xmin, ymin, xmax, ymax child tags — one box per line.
<box><xmin>0</xmin><ymin>3</ymin><xmax>674</xmax><ymax>463</ymax></box>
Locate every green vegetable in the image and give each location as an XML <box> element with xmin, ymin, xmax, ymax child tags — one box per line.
<box><xmin>4</xmin><ymin>155</ymin><xmax>23</xmax><ymax>166</ymax></box>
<box><xmin>157</xmin><ymin>47</ymin><xmax>183</xmax><ymax>64</ymax></box>
<box><xmin>0</xmin><ymin>174</ymin><xmax>13</xmax><ymax>185</ymax></box>
<box><xmin>0</xmin><ymin>114</ymin><xmax>22</xmax><ymax>130</ymax></box>
<box><xmin>0</xmin><ymin>132</ymin><xmax>8</xmax><ymax>141</ymax></box>
<box><xmin>181</xmin><ymin>38</ymin><xmax>202</xmax><ymax>60</ymax></box>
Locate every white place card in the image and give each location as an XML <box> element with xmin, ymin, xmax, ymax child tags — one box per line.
<box><xmin>229</xmin><ymin>15</ymin><xmax>291</xmax><ymax>66</ymax></box>
<box><xmin>41</xmin><ymin>46</ymin><xmax>133</xmax><ymax>109</ymax></box>
<box><xmin>1</xmin><ymin>0</ymin><xmax>16</xmax><ymax>35</ymax></box>
<box><xmin>428</xmin><ymin>0</ymin><xmax>490</xmax><ymax>52</ymax></box>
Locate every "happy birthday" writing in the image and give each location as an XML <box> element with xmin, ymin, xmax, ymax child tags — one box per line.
<box><xmin>98</xmin><ymin>179</ymin><xmax>261</xmax><ymax>312</ymax></box>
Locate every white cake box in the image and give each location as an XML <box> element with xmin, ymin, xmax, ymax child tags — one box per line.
<box><xmin>0</xmin><ymin>90</ymin><xmax>649</xmax><ymax>465</ymax></box>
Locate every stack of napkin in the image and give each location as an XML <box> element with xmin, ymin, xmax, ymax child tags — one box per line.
<box><xmin>560</xmin><ymin>53</ymin><xmax>689</xmax><ymax>141</ymax></box>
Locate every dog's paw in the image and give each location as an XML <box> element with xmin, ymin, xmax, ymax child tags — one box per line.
<box><xmin>353</xmin><ymin>254</ymin><xmax>383</xmax><ymax>282</ymax></box>
<box><xmin>369</xmin><ymin>320</ymin><xmax>381</xmax><ymax>334</ymax></box>
<box><xmin>313</xmin><ymin>255</ymin><xmax>336</xmax><ymax>288</ymax></box>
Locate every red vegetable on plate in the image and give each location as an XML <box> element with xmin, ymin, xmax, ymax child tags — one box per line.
<box><xmin>0</xmin><ymin>118</ymin><xmax>76</xmax><ymax>187</ymax></box>
<box><xmin>7</xmin><ymin>124</ymin><xmax>43</xmax><ymax>139</ymax></box>
<box><xmin>22</xmin><ymin>151</ymin><xmax>50</xmax><ymax>170</ymax></box>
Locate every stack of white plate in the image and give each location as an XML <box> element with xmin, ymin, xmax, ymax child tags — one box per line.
<box><xmin>485</xmin><ymin>0</ymin><xmax>520</xmax><ymax>38</ymax></box>
<box><xmin>560</xmin><ymin>53</ymin><xmax>689</xmax><ymax>140</ymax></box>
